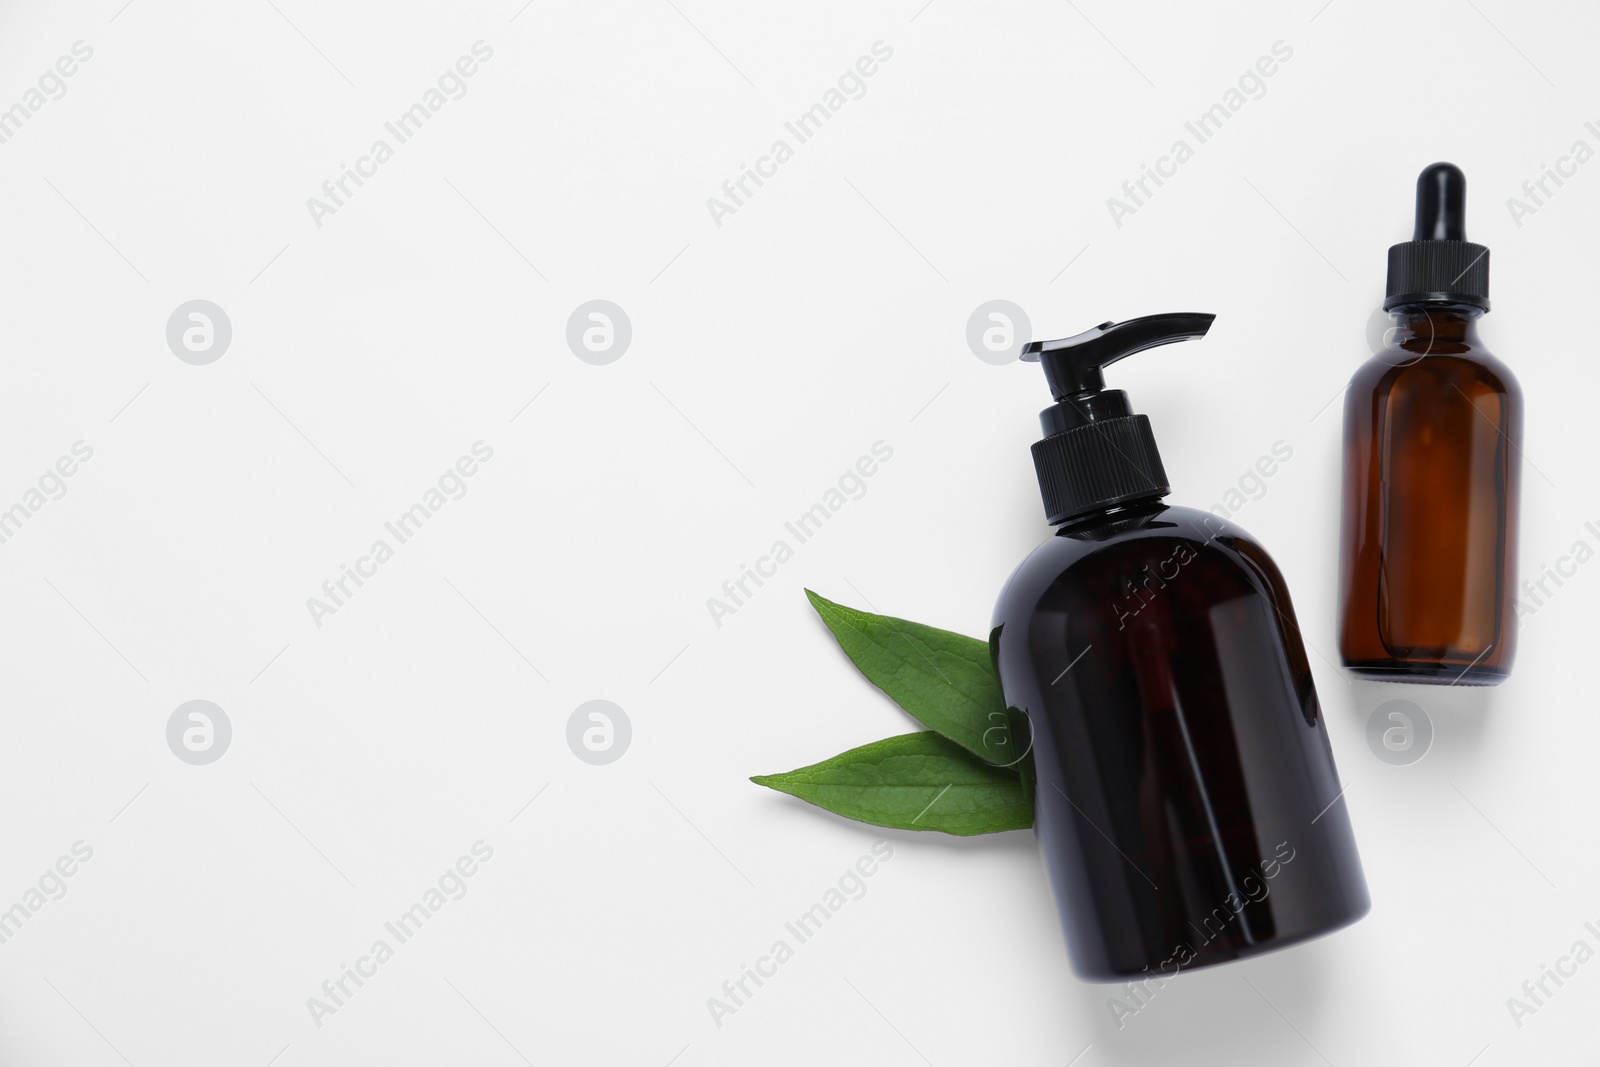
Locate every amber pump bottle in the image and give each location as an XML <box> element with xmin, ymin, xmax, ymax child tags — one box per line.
<box><xmin>991</xmin><ymin>314</ymin><xmax>1369</xmax><ymax>981</ymax></box>
<box><xmin>1339</xmin><ymin>163</ymin><xmax>1522</xmax><ymax>685</ymax></box>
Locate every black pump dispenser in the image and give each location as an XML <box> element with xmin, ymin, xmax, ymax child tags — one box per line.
<box><xmin>1021</xmin><ymin>312</ymin><xmax>1215</xmax><ymax>525</ymax></box>
<box><xmin>994</xmin><ymin>307</ymin><xmax>1370</xmax><ymax>979</ymax></box>
<box><xmin>1384</xmin><ymin>162</ymin><xmax>1490</xmax><ymax>310</ymax></box>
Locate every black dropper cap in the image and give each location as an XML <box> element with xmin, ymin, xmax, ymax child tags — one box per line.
<box><xmin>1384</xmin><ymin>162</ymin><xmax>1490</xmax><ymax>310</ymax></box>
<box><xmin>1021</xmin><ymin>312</ymin><xmax>1215</xmax><ymax>525</ymax></box>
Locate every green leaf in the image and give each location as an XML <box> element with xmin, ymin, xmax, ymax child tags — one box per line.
<box><xmin>751</xmin><ymin>731</ymin><xmax>1032</xmax><ymax>836</ymax></box>
<box><xmin>805</xmin><ymin>589</ymin><xmax>1018</xmax><ymax>766</ymax></box>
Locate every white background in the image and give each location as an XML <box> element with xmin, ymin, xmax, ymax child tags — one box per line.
<box><xmin>0</xmin><ymin>0</ymin><xmax>1595</xmax><ymax>1064</ymax></box>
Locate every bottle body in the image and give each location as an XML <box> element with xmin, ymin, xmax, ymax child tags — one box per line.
<box><xmin>1338</xmin><ymin>306</ymin><xmax>1521</xmax><ymax>684</ymax></box>
<box><xmin>991</xmin><ymin>502</ymin><xmax>1369</xmax><ymax>981</ymax></box>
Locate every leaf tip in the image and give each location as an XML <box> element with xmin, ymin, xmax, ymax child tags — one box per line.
<box><xmin>805</xmin><ymin>588</ymin><xmax>854</xmax><ymax>629</ymax></box>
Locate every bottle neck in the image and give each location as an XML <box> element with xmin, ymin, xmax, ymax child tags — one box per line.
<box><xmin>1388</xmin><ymin>303</ymin><xmax>1484</xmax><ymax>349</ymax></box>
<box><xmin>1056</xmin><ymin>493</ymin><xmax>1167</xmax><ymax>533</ymax></box>
<box><xmin>1039</xmin><ymin>390</ymin><xmax>1132</xmax><ymax>437</ymax></box>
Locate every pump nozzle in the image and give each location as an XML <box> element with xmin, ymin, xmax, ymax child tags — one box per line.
<box><xmin>1021</xmin><ymin>312</ymin><xmax>1216</xmax><ymax>526</ymax></box>
<box><xmin>1022</xmin><ymin>313</ymin><xmax>1216</xmax><ymax>401</ymax></box>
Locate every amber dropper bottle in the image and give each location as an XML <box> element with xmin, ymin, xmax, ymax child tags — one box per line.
<box><xmin>1338</xmin><ymin>162</ymin><xmax>1522</xmax><ymax>685</ymax></box>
